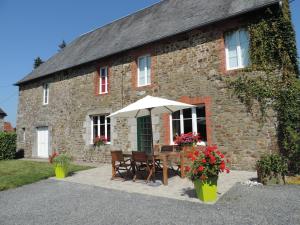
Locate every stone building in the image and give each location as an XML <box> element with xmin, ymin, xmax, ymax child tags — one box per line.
<box><xmin>16</xmin><ymin>0</ymin><xmax>284</xmax><ymax>170</ymax></box>
<box><xmin>0</xmin><ymin>108</ymin><xmax>7</xmax><ymax>132</ymax></box>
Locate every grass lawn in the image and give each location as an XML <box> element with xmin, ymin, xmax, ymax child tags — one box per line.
<box><xmin>0</xmin><ymin>160</ymin><xmax>93</xmax><ymax>191</ymax></box>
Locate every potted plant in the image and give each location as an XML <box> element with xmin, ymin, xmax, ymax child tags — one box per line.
<box><xmin>49</xmin><ymin>151</ymin><xmax>72</xmax><ymax>179</ymax></box>
<box><xmin>174</xmin><ymin>132</ymin><xmax>200</xmax><ymax>150</ymax></box>
<box><xmin>256</xmin><ymin>154</ymin><xmax>287</xmax><ymax>185</ymax></box>
<box><xmin>93</xmin><ymin>136</ymin><xmax>108</xmax><ymax>147</ymax></box>
<box><xmin>185</xmin><ymin>145</ymin><xmax>230</xmax><ymax>202</ymax></box>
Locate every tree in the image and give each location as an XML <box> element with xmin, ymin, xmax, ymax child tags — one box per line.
<box><xmin>58</xmin><ymin>40</ymin><xmax>66</xmax><ymax>50</ymax></box>
<box><xmin>33</xmin><ymin>57</ymin><xmax>44</xmax><ymax>69</ymax></box>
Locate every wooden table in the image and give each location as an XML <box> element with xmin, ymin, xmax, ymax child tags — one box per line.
<box><xmin>122</xmin><ymin>152</ymin><xmax>185</xmax><ymax>186</ymax></box>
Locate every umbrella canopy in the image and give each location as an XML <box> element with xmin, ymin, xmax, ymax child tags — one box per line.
<box><xmin>108</xmin><ymin>95</ymin><xmax>194</xmax><ymax>118</ymax></box>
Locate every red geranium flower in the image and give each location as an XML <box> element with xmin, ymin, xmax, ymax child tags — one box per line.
<box><xmin>226</xmin><ymin>168</ymin><xmax>230</xmax><ymax>173</ymax></box>
<box><xmin>220</xmin><ymin>163</ymin><xmax>226</xmax><ymax>171</ymax></box>
<box><xmin>202</xmin><ymin>158</ymin><xmax>206</xmax><ymax>163</ymax></box>
<box><xmin>185</xmin><ymin>166</ymin><xmax>190</xmax><ymax>172</ymax></box>
<box><xmin>198</xmin><ymin>166</ymin><xmax>204</xmax><ymax>172</ymax></box>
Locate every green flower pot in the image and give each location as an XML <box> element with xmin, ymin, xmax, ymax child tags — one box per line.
<box><xmin>194</xmin><ymin>176</ymin><xmax>218</xmax><ymax>202</ymax></box>
<box><xmin>54</xmin><ymin>165</ymin><xmax>68</xmax><ymax>179</ymax></box>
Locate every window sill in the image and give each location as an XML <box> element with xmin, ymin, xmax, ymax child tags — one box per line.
<box><xmin>137</xmin><ymin>84</ymin><xmax>151</xmax><ymax>88</ymax></box>
<box><xmin>224</xmin><ymin>66</ymin><xmax>250</xmax><ymax>76</ymax></box>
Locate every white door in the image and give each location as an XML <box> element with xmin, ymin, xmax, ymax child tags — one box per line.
<box><xmin>37</xmin><ymin>127</ymin><xmax>49</xmax><ymax>158</ymax></box>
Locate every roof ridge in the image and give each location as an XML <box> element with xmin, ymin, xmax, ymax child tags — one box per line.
<box><xmin>78</xmin><ymin>0</ymin><xmax>163</xmax><ymax>38</ymax></box>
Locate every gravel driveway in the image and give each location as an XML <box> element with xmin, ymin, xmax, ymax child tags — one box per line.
<box><xmin>0</xmin><ymin>180</ymin><xmax>299</xmax><ymax>225</ymax></box>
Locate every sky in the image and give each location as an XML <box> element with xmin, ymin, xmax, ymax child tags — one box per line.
<box><xmin>0</xmin><ymin>0</ymin><xmax>299</xmax><ymax>127</ymax></box>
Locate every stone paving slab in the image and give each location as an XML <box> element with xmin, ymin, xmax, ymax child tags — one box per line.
<box><xmin>52</xmin><ymin>164</ymin><xmax>256</xmax><ymax>203</ymax></box>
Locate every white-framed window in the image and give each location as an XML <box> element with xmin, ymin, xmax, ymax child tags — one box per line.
<box><xmin>43</xmin><ymin>83</ymin><xmax>49</xmax><ymax>105</ymax></box>
<box><xmin>225</xmin><ymin>28</ymin><xmax>250</xmax><ymax>70</ymax></box>
<box><xmin>137</xmin><ymin>55</ymin><xmax>151</xmax><ymax>87</ymax></box>
<box><xmin>99</xmin><ymin>67</ymin><xmax>108</xmax><ymax>94</ymax></box>
<box><xmin>169</xmin><ymin>105</ymin><xmax>207</xmax><ymax>144</ymax></box>
<box><xmin>91</xmin><ymin>115</ymin><xmax>111</xmax><ymax>144</ymax></box>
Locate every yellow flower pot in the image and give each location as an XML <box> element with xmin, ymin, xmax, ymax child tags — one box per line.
<box><xmin>194</xmin><ymin>176</ymin><xmax>218</xmax><ymax>202</ymax></box>
<box><xmin>55</xmin><ymin>165</ymin><xmax>68</xmax><ymax>179</ymax></box>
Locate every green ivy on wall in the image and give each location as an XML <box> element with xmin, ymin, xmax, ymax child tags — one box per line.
<box><xmin>228</xmin><ymin>0</ymin><xmax>300</xmax><ymax>173</ymax></box>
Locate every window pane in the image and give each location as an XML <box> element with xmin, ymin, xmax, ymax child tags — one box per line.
<box><xmin>239</xmin><ymin>30</ymin><xmax>249</xmax><ymax>44</ymax></box>
<box><xmin>239</xmin><ymin>30</ymin><xmax>250</xmax><ymax>67</ymax></box>
<box><xmin>107</xmin><ymin>124</ymin><xmax>111</xmax><ymax>141</ymax></box>
<box><xmin>196</xmin><ymin>106</ymin><xmax>205</xmax><ymax>118</ymax></box>
<box><xmin>229</xmin><ymin>56</ymin><xmax>238</xmax><ymax>68</ymax></box>
<box><xmin>101</xmin><ymin>84</ymin><xmax>106</xmax><ymax>93</ymax></box>
<box><xmin>183</xmin><ymin>108</ymin><xmax>192</xmax><ymax>119</ymax></box>
<box><xmin>226</xmin><ymin>32</ymin><xmax>237</xmax><ymax>47</ymax></box>
<box><xmin>100</xmin><ymin>116</ymin><xmax>105</xmax><ymax>124</ymax></box>
<box><xmin>93</xmin><ymin>125</ymin><xmax>98</xmax><ymax>138</ymax></box>
<box><xmin>138</xmin><ymin>57</ymin><xmax>146</xmax><ymax>86</ymax></box>
<box><xmin>197</xmin><ymin>119</ymin><xmax>207</xmax><ymax>141</ymax></box>
<box><xmin>226</xmin><ymin>31</ymin><xmax>239</xmax><ymax>69</ymax></box>
<box><xmin>146</xmin><ymin>56</ymin><xmax>151</xmax><ymax>84</ymax></box>
<box><xmin>172</xmin><ymin>120</ymin><xmax>181</xmax><ymax>139</ymax></box>
<box><xmin>172</xmin><ymin>111</ymin><xmax>180</xmax><ymax>120</ymax></box>
<box><xmin>100</xmin><ymin>125</ymin><xmax>105</xmax><ymax>136</ymax></box>
<box><xmin>100</xmin><ymin>68</ymin><xmax>107</xmax><ymax>77</ymax></box>
<box><xmin>93</xmin><ymin>117</ymin><xmax>98</xmax><ymax>125</ymax></box>
<box><xmin>184</xmin><ymin>119</ymin><xmax>193</xmax><ymax>133</ymax></box>
<box><xmin>107</xmin><ymin>117</ymin><xmax>110</xmax><ymax>124</ymax></box>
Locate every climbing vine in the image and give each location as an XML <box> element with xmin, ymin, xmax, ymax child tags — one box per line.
<box><xmin>228</xmin><ymin>0</ymin><xmax>300</xmax><ymax>173</ymax></box>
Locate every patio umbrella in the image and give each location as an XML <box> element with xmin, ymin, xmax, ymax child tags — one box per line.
<box><xmin>108</xmin><ymin>95</ymin><xmax>194</xmax><ymax>153</ymax></box>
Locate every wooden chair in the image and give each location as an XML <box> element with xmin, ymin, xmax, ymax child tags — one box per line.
<box><xmin>161</xmin><ymin>145</ymin><xmax>180</xmax><ymax>174</ymax></box>
<box><xmin>111</xmin><ymin>151</ymin><xmax>132</xmax><ymax>180</ymax></box>
<box><xmin>132</xmin><ymin>152</ymin><xmax>153</xmax><ymax>182</ymax></box>
<box><xmin>161</xmin><ymin>145</ymin><xmax>174</xmax><ymax>152</ymax></box>
<box><xmin>153</xmin><ymin>145</ymin><xmax>163</xmax><ymax>171</ymax></box>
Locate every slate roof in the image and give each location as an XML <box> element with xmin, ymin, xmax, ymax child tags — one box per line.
<box><xmin>16</xmin><ymin>0</ymin><xmax>279</xmax><ymax>85</ymax></box>
<box><xmin>0</xmin><ymin>108</ymin><xmax>7</xmax><ymax>117</ymax></box>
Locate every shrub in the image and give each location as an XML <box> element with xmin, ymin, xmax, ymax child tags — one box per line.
<box><xmin>0</xmin><ymin>132</ymin><xmax>17</xmax><ymax>160</ymax></box>
<box><xmin>256</xmin><ymin>154</ymin><xmax>288</xmax><ymax>185</ymax></box>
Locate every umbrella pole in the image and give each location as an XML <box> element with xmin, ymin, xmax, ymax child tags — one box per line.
<box><xmin>148</xmin><ymin>108</ymin><xmax>155</xmax><ymax>182</ymax></box>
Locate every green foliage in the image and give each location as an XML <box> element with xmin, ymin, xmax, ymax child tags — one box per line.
<box><xmin>0</xmin><ymin>132</ymin><xmax>16</xmax><ymax>160</ymax></box>
<box><xmin>33</xmin><ymin>56</ymin><xmax>44</xmax><ymax>69</ymax></box>
<box><xmin>257</xmin><ymin>154</ymin><xmax>288</xmax><ymax>184</ymax></box>
<box><xmin>257</xmin><ymin>154</ymin><xmax>288</xmax><ymax>176</ymax></box>
<box><xmin>228</xmin><ymin>1</ymin><xmax>300</xmax><ymax>173</ymax></box>
<box><xmin>58</xmin><ymin>40</ymin><xmax>66</xmax><ymax>50</ymax></box>
<box><xmin>52</xmin><ymin>153</ymin><xmax>72</xmax><ymax>167</ymax></box>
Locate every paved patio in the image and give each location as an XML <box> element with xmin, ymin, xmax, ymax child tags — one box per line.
<box><xmin>53</xmin><ymin>164</ymin><xmax>256</xmax><ymax>203</ymax></box>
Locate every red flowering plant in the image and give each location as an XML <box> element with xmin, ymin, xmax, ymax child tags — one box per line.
<box><xmin>174</xmin><ymin>132</ymin><xmax>200</xmax><ymax>146</ymax></box>
<box><xmin>184</xmin><ymin>145</ymin><xmax>230</xmax><ymax>181</ymax></box>
<box><xmin>93</xmin><ymin>136</ymin><xmax>108</xmax><ymax>147</ymax></box>
<box><xmin>49</xmin><ymin>151</ymin><xmax>71</xmax><ymax>167</ymax></box>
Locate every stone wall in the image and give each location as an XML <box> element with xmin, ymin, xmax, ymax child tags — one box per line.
<box><xmin>16</xmin><ymin>14</ymin><xmax>279</xmax><ymax>170</ymax></box>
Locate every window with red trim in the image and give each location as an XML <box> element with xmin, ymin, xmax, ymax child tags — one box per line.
<box><xmin>170</xmin><ymin>105</ymin><xmax>207</xmax><ymax>143</ymax></box>
<box><xmin>99</xmin><ymin>67</ymin><xmax>108</xmax><ymax>94</ymax></box>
